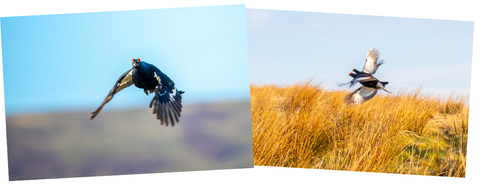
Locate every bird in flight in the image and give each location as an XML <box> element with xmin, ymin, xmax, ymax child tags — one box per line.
<box><xmin>339</xmin><ymin>48</ymin><xmax>390</xmax><ymax>105</ymax></box>
<box><xmin>90</xmin><ymin>59</ymin><xmax>184</xmax><ymax>126</ymax></box>
<box><xmin>339</xmin><ymin>48</ymin><xmax>385</xmax><ymax>87</ymax></box>
<box><xmin>344</xmin><ymin>74</ymin><xmax>389</xmax><ymax>105</ymax></box>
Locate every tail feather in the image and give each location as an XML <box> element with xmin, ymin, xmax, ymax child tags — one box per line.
<box><xmin>151</xmin><ymin>87</ymin><xmax>183</xmax><ymax>126</ymax></box>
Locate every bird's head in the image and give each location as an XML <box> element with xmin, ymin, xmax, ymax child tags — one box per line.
<box><xmin>132</xmin><ymin>58</ymin><xmax>143</xmax><ymax>69</ymax></box>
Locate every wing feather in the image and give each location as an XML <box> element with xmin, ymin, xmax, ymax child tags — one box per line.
<box><xmin>362</xmin><ymin>48</ymin><xmax>381</xmax><ymax>74</ymax></box>
<box><xmin>358</xmin><ymin>86</ymin><xmax>378</xmax><ymax>102</ymax></box>
<box><xmin>115</xmin><ymin>70</ymin><xmax>134</xmax><ymax>93</ymax></box>
<box><xmin>345</xmin><ymin>86</ymin><xmax>378</xmax><ymax>105</ymax></box>
<box><xmin>357</xmin><ymin>75</ymin><xmax>377</xmax><ymax>83</ymax></box>
<box><xmin>339</xmin><ymin>72</ymin><xmax>377</xmax><ymax>89</ymax></box>
<box><xmin>345</xmin><ymin>87</ymin><xmax>362</xmax><ymax>104</ymax></box>
<box><xmin>90</xmin><ymin>68</ymin><xmax>134</xmax><ymax>119</ymax></box>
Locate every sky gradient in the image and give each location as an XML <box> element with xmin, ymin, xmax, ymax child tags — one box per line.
<box><xmin>247</xmin><ymin>9</ymin><xmax>474</xmax><ymax>98</ymax></box>
<box><xmin>1</xmin><ymin>5</ymin><xmax>250</xmax><ymax>115</ymax></box>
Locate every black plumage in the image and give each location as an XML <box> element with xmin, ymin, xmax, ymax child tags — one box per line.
<box><xmin>90</xmin><ymin>58</ymin><xmax>184</xmax><ymax>126</ymax></box>
<box><xmin>348</xmin><ymin>73</ymin><xmax>388</xmax><ymax>89</ymax></box>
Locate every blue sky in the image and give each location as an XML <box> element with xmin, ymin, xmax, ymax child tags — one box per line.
<box><xmin>0</xmin><ymin>6</ymin><xmax>475</xmax><ymax>116</ymax></box>
<box><xmin>247</xmin><ymin>9</ymin><xmax>474</xmax><ymax>97</ymax></box>
<box><xmin>1</xmin><ymin>5</ymin><xmax>250</xmax><ymax>115</ymax></box>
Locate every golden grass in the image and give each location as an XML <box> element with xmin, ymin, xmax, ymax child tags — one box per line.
<box><xmin>251</xmin><ymin>81</ymin><xmax>469</xmax><ymax>177</ymax></box>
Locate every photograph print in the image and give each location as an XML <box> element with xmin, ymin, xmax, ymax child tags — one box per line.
<box><xmin>1</xmin><ymin>5</ymin><xmax>253</xmax><ymax>181</ymax></box>
<box><xmin>247</xmin><ymin>8</ymin><xmax>473</xmax><ymax>177</ymax></box>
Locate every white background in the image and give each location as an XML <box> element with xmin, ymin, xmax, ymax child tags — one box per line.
<box><xmin>0</xmin><ymin>0</ymin><xmax>478</xmax><ymax>184</ymax></box>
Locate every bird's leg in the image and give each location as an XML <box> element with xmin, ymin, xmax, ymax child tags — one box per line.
<box><xmin>156</xmin><ymin>76</ymin><xmax>163</xmax><ymax>91</ymax></box>
<box><xmin>382</xmin><ymin>88</ymin><xmax>391</xmax><ymax>94</ymax></box>
<box><xmin>156</xmin><ymin>76</ymin><xmax>162</xmax><ymax>86</ymax></box>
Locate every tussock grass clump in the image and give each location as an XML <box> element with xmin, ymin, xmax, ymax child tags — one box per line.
<box><xmin>251</xmin><ymin>82</ymin><xmax>468</xmax><ymax>177</ymax></box>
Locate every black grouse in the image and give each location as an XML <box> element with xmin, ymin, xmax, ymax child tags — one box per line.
<box><xmin>90</xmin><ymin>59</ymin><xmax>184</xmax><ymax>126</ymax></box>
<box><xmin>339</xmin><ymin>48</ymin><xmax>385</xmax><ymax>88</ymax></box>
<box><xmin>339</xmin><ymin>48</ymin><xmax>390</xmax><ymax>105</ymax></box>
<box><xmin>344</xmin><ymin>73</ymin><xmax>390</xmax><ymax>105</ymax></box>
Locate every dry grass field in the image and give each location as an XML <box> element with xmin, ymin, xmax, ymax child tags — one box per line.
<box><xmin>250</xmin><ymin>81</ymin><xmax>468</xmax><ymax>177</ymax></box>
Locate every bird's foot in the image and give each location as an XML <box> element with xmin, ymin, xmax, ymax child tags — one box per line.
<box><xmin>383</xmin><ymin>88</ymin><xmax>392</xmax><ymax>94</ymax></box>
<box><xmin>156</xmin><ymin>76</ymin><xmax>162</xmax><ymax>86</ymax></box>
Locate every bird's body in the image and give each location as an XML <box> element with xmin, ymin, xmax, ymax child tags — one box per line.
<box><xmin>132</xmin><ymin>64</ymin><xmax>158</xmax><ymax>91</ymax></box>
<box><xmin>351</xmin><ymin>73</ymin><xmax>387</xmax><ymax>89</ymax></box>
<box><xmin>344</xmin><ymin>74</ymin><xmax>389</xmax><ymax>104</ymax></box>
<box><xmin>90</xmin><ymin>59</ymin><xmax>184</xmax><ymax>126</ymax></box>
<box><xmin>339</xmin><ymin>48</ymin><xmax>390</xmax><ymax>105</ymax></box>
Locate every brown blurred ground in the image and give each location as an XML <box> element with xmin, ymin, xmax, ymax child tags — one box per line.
<box><xmin>6</xmin><ymin>101</ymin><xmax>253</xmax><ymax>180</ymax></box>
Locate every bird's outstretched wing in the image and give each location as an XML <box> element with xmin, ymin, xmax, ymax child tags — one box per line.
<box><xmin>362</xmin><ymin>48</ymin><xmax>383</xmax><ymax>74</ymax></box>
<box><xmin>345</xmin><ymin>86</ymin><xmax>378</xmax><ymax>105</ymax></box>
<box><xmin>90</xmin><ymin>68</ymin><xmax>134</xmax><ymax>119</ymax></box>
<box><xmin>149</xmin><ymin>78</ymin><xmax>184</xmax><ymax>127</ymax></box>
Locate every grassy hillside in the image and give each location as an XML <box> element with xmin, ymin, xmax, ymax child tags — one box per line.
<box><xmin>250</xmin><ymin>82</ymin><xmax>468</xmax><ymax>177</ymax></box>
<box><xmin>6</xmin><ymin>101</ymin><xmax>253</xmax><ymax>180</ymax></box>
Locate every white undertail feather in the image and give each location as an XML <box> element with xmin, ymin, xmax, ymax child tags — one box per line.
<box><xmin>376</xmin><ymin>82</ymin><xmax>384</xmax><ymax>89</ymax></box>
<box><xmin>170</xmin><ymin>89</ymin><xmax>177</xmax><ymax>101</ymax></box>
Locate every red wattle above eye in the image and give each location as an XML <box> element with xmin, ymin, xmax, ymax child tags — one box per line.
<box><xmin>138</xmin><ymin>58</ymin><xmax>140</xmax><ymax>61</ymax></box>
<box><xmin>132</xmin><ymin>59</ymin><xmax>134</xmax><ymax>62</ymax></box>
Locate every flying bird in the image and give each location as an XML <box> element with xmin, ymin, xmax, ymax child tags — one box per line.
<box><xmin>90</xmin><ymin>59</ymin><xmax>184</xmax><ymax>126</ymax></box>
<box><xmin>344</xmin><ymin>73</ymin><xmax>390</xmax><ymax>105</ymax></box>
<box><xmin>339</xmin><ymin>48</ymin><xmax>385</xmax><ymax>87</ymax></box>
<box><xmin>339</xmin><ymin>48</ymin><xmax>390</xmax><ymax>105</ymax></box>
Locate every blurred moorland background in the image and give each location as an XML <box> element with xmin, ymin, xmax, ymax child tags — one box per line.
<box><xmin>7</xmin><ymin>101</ymin><xmax>253</xmax><ymax>180</ymax></box>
